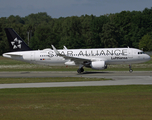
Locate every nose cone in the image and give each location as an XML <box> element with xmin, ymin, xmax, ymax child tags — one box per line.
<box><xmin>148</xmin><ymin>55</ymin><xmax>151</xmax><ymax>60</ymax></box>
<box><xmin>145</xmin><ymin>54</ymin><xmax>151</xmax><ymax>62</ymax></box>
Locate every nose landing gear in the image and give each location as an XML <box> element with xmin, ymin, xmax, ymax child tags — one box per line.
<box><xmin>129</xmin><ymin>65</ymin><xmax>133</xmax><ymax>73</ymax></box>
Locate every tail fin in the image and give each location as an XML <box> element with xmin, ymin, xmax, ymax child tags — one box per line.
<box><xmin>5</xmin><ymin>28</ymin><xmax>32</xmax><ymax>52</ymax></box>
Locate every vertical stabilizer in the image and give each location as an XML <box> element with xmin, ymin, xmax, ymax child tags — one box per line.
<box><xmin>5</xmin><ymin>28</ymin><xmax>32</xmax><ymax>52</ymax></box>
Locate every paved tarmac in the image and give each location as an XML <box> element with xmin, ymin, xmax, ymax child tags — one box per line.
<box><xmin>0</xmin><ymin>71</ymin><xmax>152</xmax><ymax>89</ymax></box>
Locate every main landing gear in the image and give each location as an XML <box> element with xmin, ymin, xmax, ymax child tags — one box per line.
<box><xmin>129</xmin><ymin>65</ymin><xmax>133</xmax><ymax>73</ymax></box>
<box><xmin>77</xmin><ymin>67</ymin><xmax>84</xmax><ymax>74</ymax></box>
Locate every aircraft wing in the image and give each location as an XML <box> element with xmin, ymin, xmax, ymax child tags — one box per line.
<box><xmin>65</xmin><ymin>55</ymin><xmax>90</xmax><ymax>65</ymax></box>
<box><xmin>51</xmin><ymin>45</ymin><xmax>91</xmax><ymax>65</ymax></box>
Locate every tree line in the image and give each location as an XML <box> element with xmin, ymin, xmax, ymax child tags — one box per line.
<box><xmin>0</xmin><ymin>7</ymin><xmax>152</xmax><ymax>55</ymax></box>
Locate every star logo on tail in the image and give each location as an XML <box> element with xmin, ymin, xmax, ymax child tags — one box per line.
<box><xmin>11</xmin><ymin>38</ymin><xmax>22</xmax><ymax>49</ymax></box>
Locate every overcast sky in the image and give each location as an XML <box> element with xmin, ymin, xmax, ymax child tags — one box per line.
<box><xmin>0</xmin><ymin>0</ymin><xmax>152</xmax><ymax>18</ymax></box>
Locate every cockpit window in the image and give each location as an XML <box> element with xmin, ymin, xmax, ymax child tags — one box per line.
<box><xmin>138</xmin><ymin>52</ymin><xmax>144</xmax><ymax>54</ymax></box>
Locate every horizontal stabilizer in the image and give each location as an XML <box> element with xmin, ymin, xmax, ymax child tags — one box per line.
<box><xmin>3</xmin><ymin>53</ymin><xmax>23</xmax><ymax>59</ymax></box>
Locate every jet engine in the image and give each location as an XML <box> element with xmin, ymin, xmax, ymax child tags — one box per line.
<box><xmin>91</xmin><ymin>61</ymin><xmax>107</xmax><ymax>70</ymax></box>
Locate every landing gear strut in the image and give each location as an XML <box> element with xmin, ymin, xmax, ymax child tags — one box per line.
<box><xmin>77</xmin><ymin>67</ymin><xmax>84</xmax><ymax>74</ymax></box>
<box><xmin>129</xmin><ymin>65</ymin><xmax>133</xmax><ymax>73</ymax></box>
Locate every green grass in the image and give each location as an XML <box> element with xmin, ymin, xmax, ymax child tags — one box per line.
<box><xmin>0</xmin><ymin>56</ymin><xmax>28</xmax><ymax>65</ymax></box>
<box><xmin>0</xmin><ymin>85</ymin><xmax>152</xmax><ymax>120</ymax></box>
<box><xmin>0</xmin><ymin>56</ymin><xmax>151</xmax><ymax>120</ymax></box>
<box><xmin>0</xmin><ymin>56</ymin><xmax>152</xmax><ymax>71</ymax></box>
<box><xmin>0</xmin><ymin>77</ymin><xmax>110</xmax><ymax>84</ymax></box>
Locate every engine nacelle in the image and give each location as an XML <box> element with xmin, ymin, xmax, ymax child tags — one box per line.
<box><xmin>91</xmin><ymin>61</ymin><xmax>107</xmax><ymax>70</ymax></box>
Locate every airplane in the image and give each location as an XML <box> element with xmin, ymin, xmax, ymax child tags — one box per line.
<box><xmin>3</xmin><ymin>28</ymin><xmax>151</xmax><ymax>73</ymax></box>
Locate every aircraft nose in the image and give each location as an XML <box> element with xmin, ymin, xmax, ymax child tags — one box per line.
<box><xmin>147</xmin><ymin>55</ymin><xmax>151</xmax><ymax>60</ymax></box>
<box><xmin>145</xmin><ymin>54</ymin><xmax>151</xmax><ymax>61</ymax></box>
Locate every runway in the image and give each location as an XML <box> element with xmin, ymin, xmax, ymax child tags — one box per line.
<box><xmin>0</xmin><ymin>71</ymin><xmax>152</xmax><ymax>89</ymax></box>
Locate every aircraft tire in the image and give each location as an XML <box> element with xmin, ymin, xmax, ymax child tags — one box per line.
<box><xmin>77</xmin><ymin>69</ymin><xmax>81</xmax><ymax>74</ymax></box>
<box><xmin>77</xmin><ymin>68</ymin><xmax>84</xmax><ymax>74</ymax></box>
<box><xmin>81</xmin><ymin>68</ymin><xmax>84</xmax><ymax>72</ymax></box>
<box><xmin>129</xmin><ymin>69</ymin><xmax>133</xmax><ymax>73</ymax></box>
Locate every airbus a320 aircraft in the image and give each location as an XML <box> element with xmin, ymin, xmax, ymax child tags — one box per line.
<box><xmin>3</xmin><ymin>28</ymin><xmax>151</xmax><ymax>73</ymax></box>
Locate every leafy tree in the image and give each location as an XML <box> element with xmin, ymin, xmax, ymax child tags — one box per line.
<box><xmin>139</xmin><ymin>33</ymin><xmax>152</xmax><ymax>51</ymax></box>
<box><xmin>101</xmin><ymin>22</ymin><xmax>119</xmax><ymax>48</ymax></box>
<box><xmin>59</xmin><ymin>16</ymin><xmax>84</xmax><ymax>48</ymax></box>
<box><xmin>89</xmin><ymin>15</ymin><xmax>109</xmax><ymax>48</ymax></box>
<box><xmin>1</xmin><ymin>7</ymin><xmax>152</xmax><ymax>55</ymax></box>
<box><xmin>24</xmin><ymin>12</ymin><xmax>52</xmax><ymax>26</ymax></box>
<box><xmin>7</xmin><ymin>15</ymin><xmax>24</xmax><ymax>24</ymax></box>
<box><xmin>30</xmin><ymin>26</ymin><xmax>59</xmax><ymax>50</ymax></box>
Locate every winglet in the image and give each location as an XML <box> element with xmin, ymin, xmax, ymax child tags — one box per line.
<box><xmin>51</xmin><ymin>45</ymin><xmax>60</xmax><ymax>55</ymax></box>
<box><xmin>63</xmin><ymin>46</ymin><xmax>68</xmax><ymax>50</ymax></box>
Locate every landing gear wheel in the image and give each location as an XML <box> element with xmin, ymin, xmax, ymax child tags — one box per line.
<box><xmin>81</xmin><ymin>68</ymin><xmax>84</xmax><ymax>72</ymax></box>
<box><xmin>77</xmin><ymin>69</ymin><xmax>81</xmax><ymax>74</ymax></box>
<box><xmin>77</xmin><ymin>67</ymin><xmax>84</xmax><ymax>74</ymax></box>
<box><xmin>129</xmin><ymin>69</ymin><xmax>133</xmax><ymax>73</ymax></box>
<box><xmin>129</xmin><ymin>65</ymin><xmax>133</xmax><ymax>73</ymax></box>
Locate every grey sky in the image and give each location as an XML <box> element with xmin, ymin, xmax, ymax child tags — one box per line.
<box><xmin>0</xmin><ymin>0</ymin><xmax>152</xmax><ymax>18</ymax></box>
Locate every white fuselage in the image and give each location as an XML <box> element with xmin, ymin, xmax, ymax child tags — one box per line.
<box><xmin>3</xmin><ymin>48</ymin><xmax>151</xmax><ymax>67</ymax></box>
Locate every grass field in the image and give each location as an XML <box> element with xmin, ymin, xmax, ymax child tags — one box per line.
<box><xmin>0</xmin><ymin>85</ymin><xmax>152</xmax><ymax>120</ymax></box>
<box><xmin>0</xmin><ymin>56</ymin><xmax>152</xmax><ymax>71</ymax></box>
<box><xmin>0</xmin><ymin>56</ymin><xmax>152</xmax><ymax>120</ymax></box>
<box><xmin>0</xmin><ymin>77</ymin><xmax>110</xmax><ymax>84</ymax></box>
